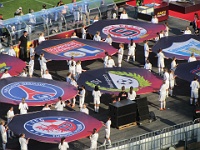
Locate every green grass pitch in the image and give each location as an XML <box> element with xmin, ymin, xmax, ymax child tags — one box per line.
<box><xmin>0</xmin><ymin>0</ymin><xmax>123</xmax><ymax>20</ymax></box>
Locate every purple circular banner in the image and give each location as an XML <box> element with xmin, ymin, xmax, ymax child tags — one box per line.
<box><xmin>0</xmin><ymin>54</ymin><xmax>26</xmax><ymax>78</ymax></box>
<box><xmin>8</xmin><ymin>110</ymin><xmax>102</xmax><ymax>143</ymax></box>
<box><xmin>78</xmin><ymin>67</ymin><xmax>163</xmax><ymax>94</ymax></box>
<box><xmin>0</xmin><ymin>77</ymin><xmax>77</xmax><ymax>106</ymax></box>
<box><xmin>152</xmin><ymin>35</ymin><xmax>200</xmax><ymax>60</ymax></box>
<box><xmin>35</xmin><ymin>38</ymin><xmax>117</xmax><ymax>61</ymax></box>
<box><xmin>88</xmin><ymin>19</ymin><xmax>166</xmax><ymax>43</ymax></box>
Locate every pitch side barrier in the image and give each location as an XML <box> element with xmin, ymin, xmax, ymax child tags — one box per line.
<box><xmin>92</xmin><ymin>119</ymin><xmax>200</xmax><ymax>150</ymax></box>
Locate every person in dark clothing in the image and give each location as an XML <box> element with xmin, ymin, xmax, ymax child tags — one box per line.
<box><xmin>57</xmin><ymin>0</ymin><xmax>64</xmax><ymax>6</ymax></box>
<box><xmin>18</xmin><ymin>31</ymin><xmax>28</xmax><ymax>61</ymax></box>
<box><xmin>118</xmin><ymin>86</ymin><xmax>128</xmax><ymax>101</ymax></box>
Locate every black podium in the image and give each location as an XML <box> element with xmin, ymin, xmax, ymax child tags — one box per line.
<box><xmin>109</xmin><ymin>100</ymin><xmax>137</xmax><ymax>128</ymax></box>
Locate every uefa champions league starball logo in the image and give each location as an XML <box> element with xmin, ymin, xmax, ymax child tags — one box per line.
<box><xmin>24</xmin><ymin>117</ymin><xmax>85</xmax><ymax>138</ymax></box>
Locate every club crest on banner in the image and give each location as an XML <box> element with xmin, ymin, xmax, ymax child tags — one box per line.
<box><xmin>1</xmin><ymin>82</ymin><xmax>64</xmax><ymax>102</ymax></box>
<box><xmin>24</xmin><ymin>117</ymin><xmax>85</xmax><ymax>138</ymax></box>
<box><xmin>43</xmin><ymin>40</ymin><xmax>104</xmax><ymax>58</ymax></box>
<box><xmin>190</xmin><ymin>65</ymin><xmax>200</xmax><ymax>77</ymax></box>
<box><xmin>162</xmin><ymin>38</ymin><xmax>200</xmax><ymax>56</ymax></box>
<box><xmin>102</xmin><ymin>24</ymin><xmax>147</xmax><ymax>39</ymax></box>
<box><xmin>0</xmin><ymin>62</ymin><xmax>11</xmax><ymax>73</ymax></box>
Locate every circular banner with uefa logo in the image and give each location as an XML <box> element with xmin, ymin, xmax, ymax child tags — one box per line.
<box><xmin>35</xmin><ymin>38</ymin><xmax>117</xmax><ymax>61</ymax></box>
<box><xmin>88</xmin><ymin>19</ymin><xmax>166</xmax><ymax>43</ymax></box>
<box><xmin>8</xmin><ymin>110</ymin><xmax>103</xmax><ymax>143</ymax></box>
<box><xmin>0</xmin><ymin>77</ymin><xmax>77</xmax><ymax>106</ymax></box>
<box><xmin>77</xmin><ymin>67</ymin><xmax>163</xmax><ymax>94</ymax></box>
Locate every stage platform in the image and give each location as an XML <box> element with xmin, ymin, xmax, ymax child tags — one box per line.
<box><xmin>0</xmin><ymin>17</ymin><xmax>196</xmax><ymax>150</ymax></box>
<box><xmin>169</xmin><ymin>0</ymin><xmax>200</xmax><ymax>14</ymax></box>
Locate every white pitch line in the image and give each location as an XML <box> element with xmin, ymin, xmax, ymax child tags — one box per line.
<box><xmin>34</xmin><ymin>0</ymin><xmax>54</xmax><ymax>6</ymax></box>
<box><xmin>2</xmin><ymin>0</ymin><xmax>15</xmax><ymax>4</ymax></box>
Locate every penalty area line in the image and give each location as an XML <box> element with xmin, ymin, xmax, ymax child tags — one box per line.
<box><xmin>2</xmin><ymin>0</ymin><xmax>15</xmax><ymax>4</ymax></box>
<box><xmin>34</xmin><ymin>0</ymin><xmax>54</xmax><ymax>6</ymax></box>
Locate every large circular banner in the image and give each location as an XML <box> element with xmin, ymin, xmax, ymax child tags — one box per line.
<box><xmin>0</xmin><ymin>77</ymin><xmax>77</xmax><ymax>106</ymax></box>
<box><xmin>77</xmin><ymin>68</ymin><xmax>163</xmax><ymax>94</ymax></box>
<box><xmin>175</xmin><ymin>61</ymin><xmax>200</xmax><ymax>82</ymax></box>
<box><xmin>152</xmin><ymin>34</ymin><xmax>200</xmax><ymax>60</ymax></box>
<box><xmin>0</xmin><ymin>54</ymin><xmax>26</xmax><ymax>78</ymax></box>
<box><xmin>35</xmin><ymin>38</ymin><xmax>117</xmax><ymax>61</ymax></box>
<box><xmin>87</xmin><ymin>19</ymin><xmax>166</xmax><ymax>43</ymax></box>
<box><xmin>8</xmin><ymin>110</ymin><xmax>102</xmax><ymax>143</ymax></box>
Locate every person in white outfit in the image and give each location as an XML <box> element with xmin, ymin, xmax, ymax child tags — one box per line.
<box><xmin>120</xmin><ymin>9</ymin><xmax>128</xmax><ymax>19</ymax></box>
<box><xmin>190</xmin><ymin>76</ymin><xmax>200</xmax><ymax>105</ymax></box>
<box><xmin>42</xmin><ymin>103</ymin><xmax>51</xmax><ymax>110</ymax></box>
<box><xmin>184</xmin><ymin>27</ymin><xmax>192</xmax><ymax>34</ymax></box>
<box><xmin>103</xmin><ymin>116</ymin><xmax>112</xmax><ymax>147</ymax></box>
<box><xmin>90</xmin><ymin>128</ymin><xmax>99</xmax><ymax>150</ymax></box>
<box><xmin>28</xmin><ymin>55</ymin><xmax>34</xmax><ymax>78</ymax></box>
<box><xmin>106</xmin><ymin>55</ymin><xmax>116</xmax><ymax>68</ymax></box>
<box><xmin>29</xmin><ymin>44</ymin><xmax>35</xmax><ymax>57</ymax></box>
<box><xmin>18</xmin><ymin>98</ymin><xmax>28</xmax><ymax>114</ymax></box>
<box><xmin>58</xmin><ymin>137</ymin><xmax>69</xmax><ymax>150</ymax></box>
<box><xmin>105</xmin><ymin>34</ymin><xmax>112</xmax><ymax>45</ymax></box>
<box><xmin>66</xmin><ymin>72</ymin><xmax>72</xmax><ymax>84</ymax></box>
<box><xmin>171</xmin><ymin>57</ymin><xmax>178</xmax><ymax>71</ymax></box>
<box><xmin>1</xmin><ymin>69</ymin><xmax>12</xmax><ymax>79</ymax></box>
<box><xmin>7</xmin><ymin>106</ymin><xmax>15</xmax><ymax>138</ymax></box>
<box><xmin>159</xmin><ymin>30</ymin><xmax>165</xmax><ymax>38</ymax></box>
<box><xmin>70</xmin><ymin>77</ymin><xmax>78</xmax><ymax>107</ymax></box>
<box><xmin>67</xmin><ymin>56</ymin><xmax>76</xmax><ymax>77</ymax></box>
<box><xmin>38</xmin><ymin>53</ymin><xmax>51</xmax><ymax>76</ymax></box>
<box><xmin>80</xmin><ymin>103</ymin><xmax>89</xmax><ymax>115</ymax></box>
<box><xmin>128</xmin><ymin>86</ymin><xmax>136</xmax><ymax>101</ymax></box>
<box><xmin>93</xmin><ymin>31</ymin><xmax>101</xmax><ymax>42</ymax></box>
<box><xmin>20</xmin><ymin>68</ymin><xmax>28</xmax><ymax>77</ymax></box>
<box><xmin>19</xmin><ymin>133</ymin><xmax>29</xmax><ymax>150</ymax></box>
<box><xmin>118</xmin><ymin>43</ymin><xmax>124</xmax><ymax>67</ymax></box>
<box><xmin>93</xmin><ymin>15</ymin><xmax>99</xmax><ymax>23</ymax></box>
<box><xmin>104</xmin><ymin>52</ymin><xmax>109</xmax><ymax>68</ymax></box>
<box><xmin>4</xmin><ymin>45</ymin><xmax>16</xmax><ymax>57</ymax></box>
<box><xmin>81</xmin><ymin>25</ymin><xmax>87</xmax><ymax>39</ymax></box>
<box><xmin>144</xmin><ymin>59</ymin><xmax>152</xmax><ymax>72</ymax></box>
<box><xmin>151</xmin><ymin>15</ymin><xmax>158</xmax><ymax>24</ymax></box>
<box><xmin>42</xmin><ymin>69</ymin><xmax>53</xmax><ymax>80</ymax></box>
<box><xmin>169</xmin><ymin>70</ymin><xmax>176</xmax><ymax>97</ymax></box>
<box><xmin>71</xmin><ymin>32</ymin><xmax>79</xmax><ymax>38</ymax></box>
<box><xmin>78</xmin><ymin>85</ymin><xmax>86</xmax><ymax>108</ymax></box>
<box><xmin>0</xmin><ymin>121</ymin><xmax>8</xmax><ymax>150</ymax></box>
<box><xmin>156</xmin><ymin>49</ymin><xmax>167</xmax><ymax>76</ymax></box>
<box><xmin>92</xmin><ymin>86</ymin><xmax>101</xmax><ymax>113</ymax></box>
<box><xmin>154</xmin><ymin>32</ymin><xmax>160</xmax><ymax>42</ymax></box>
<box><xmin>163</xmin><ymin>68</ymin><xmax>170</xmax><ymax>97</ymax></box>
<box><xmin>127</xmin><ymin>39</ymin><xmax>136</xmax><ymax>62</ymax></box>
<box><xmin>164</xmin><ymin>22</ymin><xmax>169</xmax><ymax>37</ymax></box>
<box><xmin>55</xmin><ymin>97</ymin><xmax>66</xmax><ymax>111</ymax></box>
<box><xmin>188</xmin><ymin>53</ymin><xmax>197</xmax><ymax>62</ymax></box>
<box><xmin>159</xmin><ymin>80</ymin><xmax>167</xmax><ymax>110</ymax></box>
<box><xmin>38</xmin><ymin>32</ymin><xmax>45</xmax><ymax>44</ymax></box>
<box><xmin>75</xmin><ymin>60</ymin><xmax>85</xmax><ymax>81</ymax></box>
<box><xmin>144</xmin><ymin>40</ymin><xmax>151</xmax><ymax>63</ymax></box>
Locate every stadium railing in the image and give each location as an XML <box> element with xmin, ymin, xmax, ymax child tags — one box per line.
<box><xmin>85</xmin><ymin>119</ymin><xmax>200</xmax><ymax>150</ymax></box>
